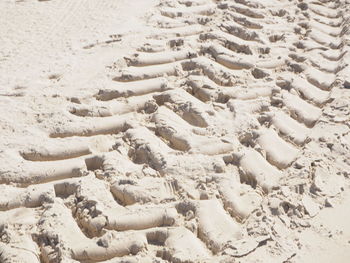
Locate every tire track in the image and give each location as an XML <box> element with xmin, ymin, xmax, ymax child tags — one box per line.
<box><xmin>1</xmin><ymin>0</ymin><xmax>349</xmax><ymax>262</ymax></box>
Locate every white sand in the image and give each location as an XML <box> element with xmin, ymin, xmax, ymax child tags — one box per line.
<box><xmin>0</xmin><ymin>0</ymin><xmax>350</xmax><ymax>262</ymax></box>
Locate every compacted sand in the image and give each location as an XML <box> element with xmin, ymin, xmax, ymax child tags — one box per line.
<box><xmin>0</xmin><ymin>0</ymin><xmax>350</xmax><ymax>262</ymax></box>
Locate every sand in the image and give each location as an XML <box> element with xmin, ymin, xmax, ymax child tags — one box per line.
<box><xmin>0</xmin><ymin>0</ymin><xmax>350</xmax><ymax>262</ymax></box>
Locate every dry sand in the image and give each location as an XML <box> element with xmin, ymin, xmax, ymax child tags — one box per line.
<box><xmin>0</xmin><ymin>0</ymin><xmax>350</xmax><ymax>262</ymax></box>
